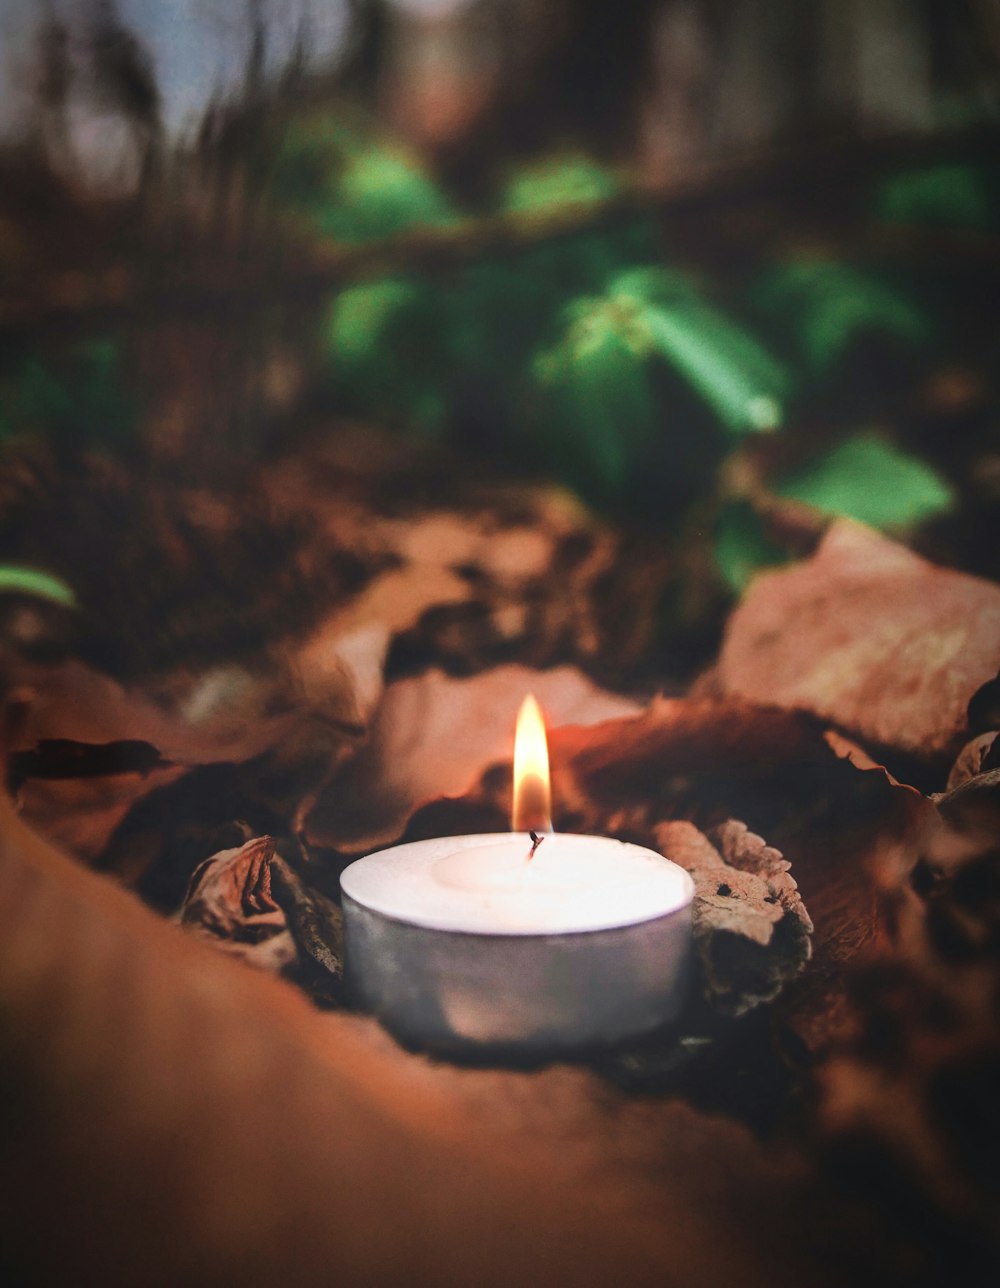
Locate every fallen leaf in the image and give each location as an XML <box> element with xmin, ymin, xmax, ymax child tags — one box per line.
<box><xmin>946</xmin><ymin>731</ymin><xmax>998</xmax><ymax>791</ymax></box>
<box><xmin>655</xmin><ymin>818</ymin><xmax>813</xmax><ymax>1016</ymax></box>
<box><xmin>718</xmin><ymin>520</ymin><xmax>1000</xmax><ymax>763</ymax></box>
<box><xmin>178</xmin><ymin>836</ymin><xmax>346</xmax><ymax>996</ymax></box>
<box><xmin>817</xmin><ymin>772</ymin><xmax>1000</xmax><ymax>1252</ymax></box>
<box><xmin>4</xmin><ymin>727</ymin><xmax>189</xmax><ymax>862</ymax></box>
<box><xmin>0</xmin><ymin>789</ymin><xmax>840</xmax><ymax>1288</ymax></box>
<box><xmin>305</xmin><ymin>664</ymin><xmax>642</xmax><ymax>852</ymax></box>
<box><xmin>267</xmin><ymin>436</ymin><xmax>673</xmax><ymax>682</ymax></box>
<box><xmin>179</xmin><ymin>835</ymin><xmax>296</xmax><ymax>970</ymax></box>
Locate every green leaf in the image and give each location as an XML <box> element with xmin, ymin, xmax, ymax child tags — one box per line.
<box><xmin>327</xmin><ymin>278</ymin><xmax>420</xmax><ymax>363</ymax></box>
<box><xmin>532</xmin><ymin>293</ymin><xmax>657</xmax><ymax>493</ymax></box>
<box><xmin>275</xmin><ymin>116</ymin><xmax>457</xmax><ymax>244</ymax></box>
<box><xmin>875</xmin><ymin>164</ymin><xmax>993</xmax><ymax>230</ymax></box>
<box><xmin>5</xmin><ymin>336</ymin><xmax>134</xmax><ymax>447</ymax></box>
<box><xmin>641</xmin><ymin>305</ymin><xmax>784</xmax><ymax>435</ymax></box>
<box><xmin>714</xmin><ymin>504</ymin><xmax>788</xmax><ymax>593</ymax></box>
<box><xmin>608</xmin><ymin>267</ymin><xmax>701</xmax><ymax>308</ymax></box>
<box><xmin>531</xmin><ymin>272</ymin><xmax>789</xmax><ymax>499</ymax></box>
<box><xmin>751</xmin><ymin>261</ymin><xmax>931</xmax><ymax>380</ymax></box>
<box><xmin>0</xmin><ymin>565</ymin><xmax>76</xmax><ymax>607</ymax></box>
<box><xmin>610</xmin><ymin>270</ymin><xmax>789</xmax><ymax>435</ymax></box>
<box><xmin>326</xmin><ymin>146</ymin><xmax>456</xmax><ymax>241</ymax></box>
<box><xmin>502</xmin><ymin>156</ymin><xmax>620</xmax><ymax>216</ymax></box>
<box><xmin>323</xmin><ymin>277</ymin><xmax>452</xmax><ymax>435</ymax></box>
<box><xmin>775</xmin><ymin>432</ymin><xmax>954</xmax><ymax>530</ymax></box>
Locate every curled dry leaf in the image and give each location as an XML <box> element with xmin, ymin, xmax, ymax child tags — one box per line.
<box><xmin>179</xmin><ymin>835</ymin><xmax>346</xmax><ymax>995</ymax></box>
<box><xmin>654</xmin><ymin>819</ymin><xmax>813</xmax><ymax>1016</ymax></box>
<box><xmin>305</xmin><ymin>664</ymin><xmax>641</xmax><ymax>853</ymax></box>
<box><xmin>718</xmin><ymin>521</ymin><xmax>1000</xmax><ymax>763</ymax></box>
<box><xmin>10</xmin><ymin>628</ymin><xmax>381</xmax><ymax>768</ymax></box>
<box><xmin>12</xmin><ymin>744</ymin><xmax>188</xmax><ymax>863</ymax></box>
<box><xmin>946</xmin><ymin>731</ymin><xmax>999</xmax><ymax>792</ymax></box>
<box><xmin>548</xmin><ymin>696</ymin><xmax>923</xmax><ymax>871</ymax></box>
<box><xmin>179</xmin><ymin>835</ymin><xmax>297</xmax><ymax>971</ymax></box>
<box><xmin>269</xmin><ymin>854</ymin><xmax>345</xmax><ymax>1000</ymax></box>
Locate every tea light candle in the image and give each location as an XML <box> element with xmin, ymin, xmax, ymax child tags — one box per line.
<box><xmin>340</xmin><ymin>697</ymin><xmax>695</xmax><ymax>1055</ymax></box>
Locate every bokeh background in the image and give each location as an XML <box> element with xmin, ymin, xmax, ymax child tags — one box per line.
<box><xmin>1</xmin><ymin>1</ymin><xmax>998</xmax><ymax>666</ymax></box>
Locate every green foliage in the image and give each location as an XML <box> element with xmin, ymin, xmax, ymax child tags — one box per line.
<box><xmin>875</xmin><ymin>164</ymin><xmax>994</xmax><ymax>229</ymax></box>
<box><xmin>308</xmin><ymin>146</ymin><xmax>661</xmax><ymax>449</ymax></box>
<box><xmin>714</xmin><ymin>503</ymin><xmax>787</xmax><ymax>592</ymax></box>
<box><xmin>325</xmin><ymin>146</ymin><xmax>456</xmax><ymax>242</ymax></box>
<box><xmin>0</xmin><ymin>565</ymin><xmax>76</xmax><ymax>607</ymax></box>
<box><xmin>324</xmin><ymin>277</ymin><xmax>451</xmax><ymax>433</ymax></box>
<box><xmin>275</xmin><ymin>120</ymin><xmax>456</xmax><ymax>243</ymax></box>
<box><xmin>1</xmin><ymin>337</ymin><xmax>134</xmax><ymax>448</ymax></box>
<box><xmin>775</xmin><ymin>432</ymin><xmax>954</xmax><ymax>530</ymax></box>
<box><xmin>532</xmin><ymin>292</ymin><xmax>658</xmax><ymax>492</ymax></box>
<box><xmin>501</xmin><ymin>156</ymin><xmax>620</xmax><ymax>216</ymax></box>
<box><xmin>751</xmin><ymin>260</ymin><xmax>931</xmax><ymax>380</ymax></box>
<box><xmin>612</xmin><ymin>270</ymin><xmax>789</xmax><ymax>436</ymax></box>
<box><xmin>497</xmin><ymin>160</ymin><xmax>657</xmax><ymax>329</ymax></box>
<box><xmin>714</xmin><ymin>433</ymin><xmax>954</xmax><ymax>595</ymax></box>
<box><xmin>285</xmin><ymin>125</ymin><xmax>791</xmax><ymax>481</ymax></box>
<box><xmin>529</xmin><ymin>270</ymin><xmax>789</xmax><ymax>497</ymax></box>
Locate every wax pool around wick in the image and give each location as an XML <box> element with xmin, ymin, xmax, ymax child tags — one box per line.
<box><xmin>343</xmin><ymin>833</ymin><xmax>694</xmax><ymax>935</ymax></box>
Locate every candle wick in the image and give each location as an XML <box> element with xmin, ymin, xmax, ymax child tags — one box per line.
<box><xmin>528</xmin><ymin>830</ymin><xmax>545</xmax><ymax>861</ymax></box>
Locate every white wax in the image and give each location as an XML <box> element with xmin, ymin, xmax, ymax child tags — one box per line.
<box><xmin>340</xmin><ymin>833</ymin><xmax>694</xmax><ymax>936</ymax></box>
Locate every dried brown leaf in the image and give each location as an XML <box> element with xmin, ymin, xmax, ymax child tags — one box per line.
<box><xmin>267</xmin><ymin>437</ymin><xmax>673</xmax><ymax>681</ymax></box>
<box><xmin>306</xmin><ymin>664</ymin><xmax>641</xmax><ymax>852</ymax></box>
<box><xmin>178</xmin><ymin>836</ymin><xmax>345</xmax><ymax>993</ymax></box>
<box><xmin>179</xmin><ymin>835</ymin><xmax>296</xmax><ymax>970</ymax></box>
<box><xmin>818</xmin><ymin>773</ymin><xmax>1000</xmax><ymax>1244</ymax></box>
<box><xmin>15</xmin><ymin>759</ymin><xmax>188</xmax><ymax>862</ymax></box>
<box><xmin>655</xmin><ymin>818</ymin><xmax>813</xmax><ymax>1015</ymax></box>
<box><xmin>0</xmin><ymin>792</ymin><xmax>836</xmax><ymax>1288</ymax></box>
<box><xmin>719</xmin><ymin>521</ymin><xmax>1000</xmax><ymax>762</ymax></box>
<box><xmin>946</xmin><ymin>731</ymin><xmax>998</xmax><ymax>792</ymax></box>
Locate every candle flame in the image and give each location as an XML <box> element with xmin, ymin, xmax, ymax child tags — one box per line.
<box><xmin>512</xmin><ymin>694</ymin><xmax>552</xmax><ymax>834</ymax></box>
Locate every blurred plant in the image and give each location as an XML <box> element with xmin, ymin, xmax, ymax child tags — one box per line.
<box><xmin>0</xmin><ymin>565</ymin><xmax>76</xmax><ymax>608</ymax></box>
<box><xmin>325</xmin><ymin>276</ymin><xmax>452</xmax><ymax>433</ymax></box>
<box><xmin>875</xmin><ymin>164</ymin><xmax>995</xmax><ymax>229</ymax></box>
<box><xmin>0</xmin><ymin>337</ymin><xmax>135</xmax><ymax>454</ymax></box>
<box><xmin>532</xmin><ymin>268</ymin><xmax>789</xmax><ymax>498</ymax></box>
<box><xmin>276</xmin><ymin>118</ymin><xmax>457</xmax><ymax>242</ymax></box>
<box><xmin>501</xmin><ymin>156</ymin><xmax>620</xmax><ymax>215</ymax></box>
<box><xmin>774</xmin><ymin>432</ymin><xmax>954</xmax><ymax>529</ymax></box>
<box><xmin>1</xmin><ymin>71</ymin><xmax>992</xmax><ymax>628</ymax></box>
<box><xmin>750</xmin><ymin>260</ymin><xmax>932</xmax><ymax>382</ymax></box>
<box><xmin>715</xmin><ymin>432</ymin><xmax>956</xmax><ymax>591</ymax></box>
